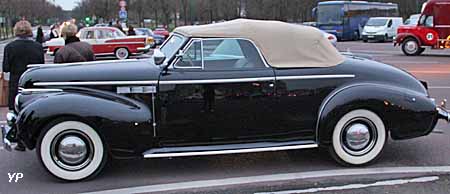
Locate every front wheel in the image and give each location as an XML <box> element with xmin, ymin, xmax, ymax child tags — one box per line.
<box><xmin>402</xmin><ymin>38</ymin><xmax>424</xmax><ymax>56</ymax></box>
<box><xmin>37</xmin><ymin>120</ymin><xmax>107</xmax><ymax>181</ymax></box>
<box><xmin>329</xmin><ymin>109</ymin><xmax>387</xmax><ymax>166</ymax></box>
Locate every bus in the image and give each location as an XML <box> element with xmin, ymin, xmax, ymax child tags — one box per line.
<box><xmin>314</xmin><ymin>1</ymin><xmax>399</xmax><ymax>40</ymax></box>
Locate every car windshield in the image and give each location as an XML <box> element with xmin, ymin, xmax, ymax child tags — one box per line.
<box><xmin>114</xmin><ymin>29</ymin><xmax>126</xmax><ymax>37</ymax></box>
<box><xmin>366</xmin><ymin>19</ymin><xmax>388</xmax><ymax>26</ymax></box>
<box><xmin>405</xmin><ymin>14</ymin><xmax>420</xmax><ymax>26</ymax></box>
<box><xmin>317</xmin><ymin>4</ymin><xmax>343</xmax><ymax>25</ymax></box>
<box><xmin>160</xmin><ymin>34</ymin><xmax>185</xmax><ymax>60</ymax></box>
<box><xmin>136</xmin><ymin>29</ymin><xmax>153</xmax><ymax>36</ymax></box>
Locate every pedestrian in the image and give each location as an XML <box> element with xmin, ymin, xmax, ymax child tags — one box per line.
<box><xmin>54</xmin><ymin>24</ymin><xmax>95</xmax><ymax>63</ymax></box>
<box><xmin>49</xmin><ymin>24</ymin><xmax>59</xmax><ymax>39</ymax></box>
<box><xmin>2</xmin><ymin>20</ymin><xmax>45</xmax><ymax>151</ymax></box>
<box><xmin>36</xmin><ymin>25</ymin><xmax>44</xmax><ymax>44</ymax></box>
<box><xmin>128</xmin><ymin>25</ymin><xmax>136</xmax><ymax>36</ymax></box>
<box><xmin>114</xmin><ymin>21</ymin><xmax>125</xmax><ymax>33</ymax></box>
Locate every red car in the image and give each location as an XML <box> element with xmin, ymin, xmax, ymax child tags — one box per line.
<box><xmin>153</xmin><ymin>27</ymin><xmax>170</xmax><ymax>38</ymax></box>
<box><xmin>45</xmin><ymin>27</ymin><xmax>154</xmax><ymax>60</ymax></box>
<box><xmin>395</xmin><ymin>0</ymin><xmax>450</xmax><ymax>56</ymax></box>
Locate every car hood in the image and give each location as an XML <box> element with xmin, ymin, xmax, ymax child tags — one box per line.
<box><xmin>19</xmin><ymin>59</ymin><xmax>162</xmax><ymax>88</ymax></box>
<box><xmin>363</xmin><ymin>26</ymin><xmax>385</xmax><ymax>33</ymax></box>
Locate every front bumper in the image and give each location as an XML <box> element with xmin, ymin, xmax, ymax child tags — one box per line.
<box><xmin>362</xmin><ymin>34</ymin><xmax>386</xmax><ymax>41</ymax></box>
<box><xmin>1</xmin><ymin>111</ymin><xmax>17</xmax><ymax>151</ymax></box>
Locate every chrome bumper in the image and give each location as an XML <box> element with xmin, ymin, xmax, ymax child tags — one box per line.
<box><xmin>1</xmin><ymin>111</ymin><xmax>17</xmax><ymax>151</ymax></box>
<box><xmin>1</xmin><ymin>125</ymin><xmax>12</xmax><ymax>151</ymax></box>
<box><xmin>437</xmin><ymin>107</ymin><xmax>450</xmax><ymax>123</ymax></box>
<box><xmin>137</xmin><ymin>44</ymin><xmax>152</xmax><ymax>53</ymax></box>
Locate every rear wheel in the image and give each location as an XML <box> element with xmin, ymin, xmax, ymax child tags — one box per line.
<box><xmin>37</xmin><ymin>120</ymin><xmax>107</xmax><ymax>181</ymax></box>
<box><xmin>115</xmin><ymin>47</ymin><xmax>130</xmax><ymax>60</ymax></box>
<box><xmin>402</xmin><ymin>38</ymin><xmax>424</xmax><ymax>56</ymax></box>
<box><xmin>329</xmin><ymin>109</ymin><xmax>387</xmax><ymax>166</ymax></box>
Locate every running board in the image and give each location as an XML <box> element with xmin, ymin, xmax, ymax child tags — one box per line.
<box><xmin>143</xmin><ymin>141</ymin><xmax>318</xmax><ymax>158</ymax></box>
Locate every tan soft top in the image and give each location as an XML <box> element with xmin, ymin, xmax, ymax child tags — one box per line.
<box><xmin>174</xmin><ymin>19</ymin><xmax>345</xmax><ymax>68</ymax></box>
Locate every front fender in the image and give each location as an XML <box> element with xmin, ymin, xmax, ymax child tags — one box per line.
<box><xmin>395</xmin><ymin>33</ymin><xmax>422</xmax><ymax>46</ymax></box>
<box><xmin>16</xmin><ymin>89</ymin><xmax>153</xmax><ymax>158</ymax></box>
<box><xmin>318</xmin><ymin>84</ymin><xmax>438</xmax><ymax>145</ymax></box>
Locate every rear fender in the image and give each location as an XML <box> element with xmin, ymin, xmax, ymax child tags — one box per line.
<box><xmin>317</xmin><ymin>84</ymin><xmax>437</xmax><ymax>145</ymax></box>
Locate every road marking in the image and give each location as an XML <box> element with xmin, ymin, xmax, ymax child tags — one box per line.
<box><xmin>410</xmin><ymin>71</ymin><xmax>450</xmax><ymax>74</ymax></box>
<box><xmin>80</xmin><ymin>166</ymin><xmax>450</xmax><ymax>194</ymax></box>
<box><xmin>255</xmin><ymin>176</ymin><xmax>439</xmax><ymax>194</ymax></box>
<box><xmin>429</xmin><ymin>86</ymin><xmax>450</xmax><ymax>89</ymax></box>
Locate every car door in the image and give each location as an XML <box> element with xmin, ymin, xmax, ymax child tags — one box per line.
<box><xmin>157</xmin><ymin>38</ymin><xmax>282</xmax><ymax>146</ymax></box>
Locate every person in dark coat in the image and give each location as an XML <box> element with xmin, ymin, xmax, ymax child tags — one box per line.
<box><xmin>128</xmin><ymin>25</ymin><xmax>136</xmax><ymax>36</ymax></box>
<box><xmin>35</xmin><ymin>26</ymin><xmax>44</xmax><ymax>43</ymax></box>
<box><xmin>2</xmin><ymin>20</ymin><xmax>45</xmax><ymax>151</ymax></box>
<box><xmin>54</xmin><ymin>24</ymin><xmax>95</xmax><ymax>63</ymax></box>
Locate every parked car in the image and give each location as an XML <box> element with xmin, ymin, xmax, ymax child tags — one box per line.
<box><xmin>44</xmin><ymin>27</ymin><xmax>154</xmax><ymax>60</ymax></box>
<box><xmin>153</xmin><ymin>27</ymin><xmax>170</xmax><ymax>38</ymax></box>
<box><xmin>135</xmin><ymin>28</ymin><xmax>166</xmax><ymax>47</ymax></box>
<box><xmin>362</xmin><ymin>17</ymin><xmax>403</xmax><ymax>42</ymax></box>
<box><xmin>2</xmin><ymin>19</ymin><xmax>449</xmax><ymax>181</ymax></box>
<box><xmin>395</xmin><ymin>0</ymin><xmax>450</xmax><ymax>56</ymax></box>
<box><xmin>321</xmin><ymin>30</ymin><xmax>338</xmax><ymax>47</ymax></box>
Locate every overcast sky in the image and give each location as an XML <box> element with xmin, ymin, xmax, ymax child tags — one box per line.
<box><xmin>54</xmin><ymin>0</ymin><xmax>80</xmax><ymax>11</ymax></box>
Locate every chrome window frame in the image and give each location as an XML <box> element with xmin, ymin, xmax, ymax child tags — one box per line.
<box><xmin>172</xmin><ymin>38</ymin><xmax>204</xmax><ymax>69</ymax></box>
<box><xmin>169</xmin><ymin>37</ymin><xmax>271</xmax><ymax>70</ymax></box>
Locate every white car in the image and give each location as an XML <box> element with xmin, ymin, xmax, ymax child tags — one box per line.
<box><xmin>362</xmin><ymin>17</ymin><xmax>403</xmax><ymax>42</ymax></box>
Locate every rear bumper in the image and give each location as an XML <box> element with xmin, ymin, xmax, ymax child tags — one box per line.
<box><xmin>1</xmin><ymin>125</ymin><xmax>12</xmax><ymax>151</ymax></box>
<box><xmin>437</xmin><ymin>107</ymin><xmax>450</xmax><ymax>123</ymax></box>
<box><xmin>137</xmin><ymin>44</ymin><xmax>152</xmax><ymax>53</ymax></box>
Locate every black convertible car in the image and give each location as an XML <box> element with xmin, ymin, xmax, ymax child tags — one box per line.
<box><xmin>2</xmin><ymin>19</ymin><xmax>449</xmax><ymax>181</ymax></box>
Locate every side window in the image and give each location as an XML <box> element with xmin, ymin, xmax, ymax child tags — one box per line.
<box><xmin>103</xmin><ymin>30</ymin><xmax>115</xmax><ymax>39</ymax></box>
<box><xmin>85</xmin><ymin>30</ymin><xmax>95</xmax><ymax>39</ymax></box>
<box><xmin>425</xmin><ymin>16</ymin><xmax>434</xmax><ymax>27</ymax></box>
<box><xmin>95</xmin><ymin>30</ymin><xmax>105</xmax><ymax>39</ymax></box>
<box><xmin>203</xmin><ymin>39</ymin><xmax>266</xmax><ymax>70</ymax></box>
<box><xmin>174</xmin><ymin>39</ymin><xmax>202</xmax><ymax>68</ymax></box>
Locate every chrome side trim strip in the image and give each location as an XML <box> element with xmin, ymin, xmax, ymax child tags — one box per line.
<box><xmin>277</xmin><ymin>74</ymin><xmax>355</xmax><ymax>80</ymax></box>
<box><xmin>33</xmin><ymin>75</ymin><xmax>354</xmax><ymax>86</ymax></box>
<box><xmin>143</xmin><ymin>144</ymin><xmax>318</xmax><ymax>158</ymax></box>
<box><xmin>159</xmin><ymin>77</ymin><xmax>275</xmax><ymax>85</ymax></box>
<box><xmin>20</xmin><ymin>88</ymin><xmax>63</xmax><ymax>93</ymax></box>
<box><xmin>27</xmin><ymin>59</ymin><xmax>140</xmax><ymax>68</ymax></box>
<box><xmin>34</xmin><ymin>80</ymin><xmax>158</xmax><ymax>86</ymax></box>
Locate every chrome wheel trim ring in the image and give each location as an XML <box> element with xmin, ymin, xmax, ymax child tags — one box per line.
<box><xmin>50</xmin><ymin>130</ymin><xmax>94</xmax><ymax>171</ymax></box>
<box><xmin>340</xmin><ymin>118</ymin><xmax>377</xmax><ymax>156</ymax></box>
<box><xmin>116</xmin><ymin>48</ymin><xmax>129</xmax><ymax>59</ymax></box>
<box><xmin>405</xmin><ymin>41</ymin><xmax>418</xmax><ymax>54</ymax></box>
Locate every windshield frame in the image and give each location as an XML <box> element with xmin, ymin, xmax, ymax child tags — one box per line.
<box><xmin>317</xmin><ymin>4</ymin><xmax>344</xmax><ymax>25</ymax></box>
<box><xmin>159</xmin><ymin>33</ymin><xmax>187</xmax><ymax>64</ymax></box>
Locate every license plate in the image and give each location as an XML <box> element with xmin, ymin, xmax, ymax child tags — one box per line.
<box><xmin>368</xmin><ymin>35</ymin><xmax>374</xmax><ymax>38</ymax></box>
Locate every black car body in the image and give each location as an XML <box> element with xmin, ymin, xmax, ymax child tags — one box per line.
<box><xmin>2</xmin><ymin>19</ymin><xmax>449</xmax><ymax>181</ymax></box>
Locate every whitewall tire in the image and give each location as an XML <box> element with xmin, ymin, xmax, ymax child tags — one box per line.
<box><xmin>115</xmin><ymin>48</ymin><xmax>130</xmax><ymax>60</ymax></box>
<box><xmin>37</xmin><ymin>120</ymin><xmax>107</xmax><ymax>181</ymax></box>
<box><xmin>329</xmin><ymin>109</ymin><xmax>386</xmax><ymax>166</ymax></box>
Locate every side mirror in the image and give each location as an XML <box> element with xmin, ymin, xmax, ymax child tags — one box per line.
<box><xmin>153</xmin><ymin>49</ymin><xmax>166</xmax><ymax>65</ymax></box>
<box><xmin>175</xmin><ymin>50</ymin><xmax>184</xmax><ymax>58</ymax></box>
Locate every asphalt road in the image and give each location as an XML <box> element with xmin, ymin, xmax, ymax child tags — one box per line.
<box><xmin>0</xmin><ymin>40</ymin><xmax>449</xmax><ymax>194</ymax></box>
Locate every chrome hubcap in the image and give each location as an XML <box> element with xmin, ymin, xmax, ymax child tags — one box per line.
<box><xmin>405</xmin><ymin>41</ymin><xmax>418</xmax><ymax>53</ymax></box>
<box><xmin>345</xmin><ymin>123</ymin><xmax>370</xmax><ymax>150</ymax></box>
<box><xmin>58</xmin><ymin>136</ymin><xmax>88</xmax><ymax>165</ymax></box>
<box><xmin>341</xmin><ymin>118</ymin><xmax>377</xmax><ymax>156</ymax></box>
<box><xmin>117</xmin><ymin>48</ymin><xmax>128</xmax><ymax>59</ymax></box>
<box><xmin>51</xmin><ymin>130</ymin><xmax>93</xmax><ymax>171</ymax></box>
